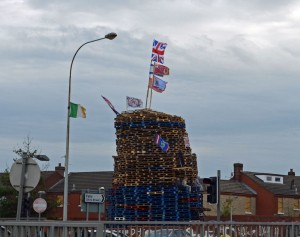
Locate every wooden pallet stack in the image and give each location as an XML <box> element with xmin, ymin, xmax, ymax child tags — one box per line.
<box><xmin>107</xmin><ymin>109</ymin><xmax>203</xmax><ymax>221</ymax></box>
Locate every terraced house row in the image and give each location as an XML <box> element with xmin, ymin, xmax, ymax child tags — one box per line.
<box><xmin>2</xmin><ymin>162</ymin><xmax>300</xmax><ymax>221</ymax></box>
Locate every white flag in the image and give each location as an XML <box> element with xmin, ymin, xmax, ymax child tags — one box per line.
<box><xmin>126</xmin><ymin>96</ymin><xmax>143</xmax><ymax>109</ymax></box>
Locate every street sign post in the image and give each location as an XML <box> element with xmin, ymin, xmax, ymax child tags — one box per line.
<box><xmin>81</xmin><ymin>189</ymin><xmax>106</xmax><ymax>221</ymax></box>
<box><xmin>10</xmin><ymin>157</ymin><xmax>40</xmax><ymax>193</ymax></box>
<box><xmin>84</xmin><ymin>193</ymin><xmax>105</xmax><ymax>203</ymax></box>
<box><xmin>33</xmin><ymin>198</ymin><xmax>47</xmax><ymax>213</ymax></box>
<box><xmin>10</xmin><ymin>157</ymin><xmax>41</xmax><ymax>220</ymax></box>
<box><xmin>33</xmin><ymin>197</ymin><xmax>47</xmax><ymax>221</ymax></box>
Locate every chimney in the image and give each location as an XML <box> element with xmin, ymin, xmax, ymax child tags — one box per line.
<box><xmin>288</xmin><ymin>169</ymin><xmax>295</xmax><ymax>176</ymax></box>
<box><xmin>55</xmin><ymin>163</ymin><xmax>65</xmax><ymax>176</ymax></box>
<box><xmin>233</xmin><ymin>163</ymin><xmax>243</xmax><ymax>181</ymax></box>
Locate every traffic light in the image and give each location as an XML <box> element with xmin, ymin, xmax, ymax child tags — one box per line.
<box><xmin>203</xmin><ymin>176</ymin><xmax>218</xmax><ymax>204</ymax></box>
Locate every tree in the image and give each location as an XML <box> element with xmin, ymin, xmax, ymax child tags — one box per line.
<box><xmin>221</xmin><ymin>198</ymin><xmax>233</xmax><ymax>218</ymax></box>
<box><xmin>0</xmin><ymin>169</ymin><xmax>18</xmax><ymax>217</ymax></box>
<box><xmin>0</xmin><ymin>136</ymin><xmax>51</xmax><ymax>218</ymax></box>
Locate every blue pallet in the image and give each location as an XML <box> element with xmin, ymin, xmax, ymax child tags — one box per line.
<box><xmin>107</xmin><ymin>184</ymin><xmax>204</xmax><ymax>221</ymax></box>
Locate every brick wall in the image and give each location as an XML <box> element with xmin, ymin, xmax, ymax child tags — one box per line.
<box><xmin>203</xmin><ymin>194</ymin><xmax>256</xmax><ymax>217</ymax></box>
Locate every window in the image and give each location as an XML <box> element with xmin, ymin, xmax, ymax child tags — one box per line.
<box><xmin>57</xmin><ymin>195</ymin><xmax>64</xmax><ymax>207</ymax></box>
<box><xmin>245</xmin><ymin>197</ymin><xmax>251</xmax><ymax>213</ymax></box>
<box><xmin>294</xmin><ymin>199</ymin><xmax>300</xmax><ymax>210</ymax></box>
<box><xmin>278</xmin><ymin>197</ymin><xmax>283</xmax><ymax>214</ymax></box>
<box><xmin>78</xmin><ymin>194</ymin><xmax>82</xmax><ymax>207</ymax></box>
<box><xmin>275</xmin><ymin>177</ymin><xmax>281</xmax><ymax>182</ymax></box>
<box><xmin>256</xmin><ymin>175</ymin><xmax>283</xmax><ymax>184</ymax></box>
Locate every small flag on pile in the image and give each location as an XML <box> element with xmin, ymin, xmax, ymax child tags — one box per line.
<box><xmin>126</xmin><ymin>96</ymin><xmax>143</xmax><ymax>109</ymax></box>
<box><xmin>184</xmin><ymin>136</ymin><xmax>190</xmax><ymax>148</ymax></box>
<box><xmin>69</xmin><ymin>102</ymin><xmax>86</xmax><ymax>118</ymax></box>
<box><xmin>101</xmin><ymin>95</ymin><xmax>120</xmax><ymax>115</ymax></box>
<box><xmin>154</xmin><ymin>134</ymin><xmax>169</xmax><ymax>152</ymax></box>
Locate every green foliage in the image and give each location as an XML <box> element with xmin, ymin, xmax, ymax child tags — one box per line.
<box><xmin>0</xmin><ymin>136</ymin><xmax>51</xmax><ymax>218</ymax></box>
<box><xmin>0</xmin><ymin>169</ymin><xmax>18</xmax><ymax>217</ymax></box>
<box><xmin>221</xmin><ymin>198</ymin><xmax>233</xmax><ymax>218</ymax></box>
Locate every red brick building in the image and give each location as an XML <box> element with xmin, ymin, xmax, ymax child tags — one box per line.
<box><xmin>46</xmin><ymin>170</ymin><xmax>113</xmax><ymax>220</ymax></box>
<box><xmin>231</xmin><ymin>163</ymin><xmax>300</xmax><ymax>218</ymax></box>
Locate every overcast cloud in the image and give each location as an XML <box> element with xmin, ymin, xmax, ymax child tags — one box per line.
<box><xmin>1</xmin><ymin>0</ymin><xmax>300</xmax><ymax>179</ymax></box>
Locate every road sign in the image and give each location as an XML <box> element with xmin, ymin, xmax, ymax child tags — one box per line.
<box><xmin>33</xmin><ymin>198</ymin><xmax>47</xmax><ymax>213</ymax></box>
<box><xmin>84</xmin><ymin>193</ymin><xmax>105</xmax><ymax>203</ymax></box>
<box><xmin>9</xmin><ymin>157</ymin><xmax>40</xmax><ymax>193</ymax></box>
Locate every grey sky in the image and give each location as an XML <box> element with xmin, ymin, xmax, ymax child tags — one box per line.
<box><xmin>1</xmin><ymin>0</ymin><xmax>300</xmax><ymax>179</ymax></box>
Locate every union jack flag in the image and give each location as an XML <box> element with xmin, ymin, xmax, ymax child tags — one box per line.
<box><xmin>151</xmin><ymin>39</ymin><xmax>167</xmax><ymax>64</ymax></box>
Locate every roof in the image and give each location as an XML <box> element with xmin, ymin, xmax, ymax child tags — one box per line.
<box><xmin>243</xmin><ymin>171</ymin><xmax>300</xmax><ymax>196</ymax></box>
<box><xmin>201</xmin><ymin>178</ymin><xmax>256</xmax><ymax>196</ymax></box>
<box><xmin>220</xmin><ymin>179</ymin><xmax>256</xmax><ymax>196</ymax></box>
<box><xmin>41</xmin><ymin>170</ymin><xmax>64</xmax><ymax>190</ymax></box>
<box><xmin>48</xmin><ymin>171</ymin><xmax>114</xmax><ymax>193</ymax></box>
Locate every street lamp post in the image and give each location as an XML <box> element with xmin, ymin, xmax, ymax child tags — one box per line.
<box><xmin>230</xmin><ymin>196</ymin><xmax>238</xmax><ymax>222</ymax></box>
<box><xmin>63</xmin><ymin>32</ymin><xmax>117</xmax><ymax>221</ymax></box>
<box><xmin>38</xmin><ymin>191</ymin><xmax>46</xmax><ymax>221</ymax></box>
<box><xmin>98</xmin><ymin>187</ymin><xmax>105</xmax><ymax>221</ymax></box>
<box><xmin>230</xmin><ymin>196</ymin><xmax>238</xmax><ymax>237</ymax></box>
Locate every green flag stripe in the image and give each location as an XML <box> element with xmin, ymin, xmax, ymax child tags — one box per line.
<box><xmin>69</xmin><ymin>102</ymin><xmax>79</xmax><ymax>118</ymax></box>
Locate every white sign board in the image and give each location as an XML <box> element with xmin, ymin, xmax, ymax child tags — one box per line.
<box><xmin>9</xmin><ymin>158</ymin><xmax>41</xmax><ymax>193</ymax></box>
<box><xmin>84</xmin><ymin>193</ymin><xmax>105</xmax><ymax>203</ymax></box>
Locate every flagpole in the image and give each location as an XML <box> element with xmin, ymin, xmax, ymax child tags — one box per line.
<box><xmin>145</xmin><ymin>61</ymin><xmax>154</xmax><ymax>109</ymax></box>
<box><xmin>149</xmin><ymin>85</ymin><xmax>153</xmax><ymax>109</ymax></box>
<box><xmin>145</xmin><ymin>64</ymin><xmax>152</xmax><ymax>109</ymax></box>
<box><xmin>63</xmin><ymin>32</ymin><xmax>117</xmax><ymax>222</ymax></box>
<box><xmin>145</xmin><ymin>87</ymin><xmax>150</xmax><ymax>109</ymax></box>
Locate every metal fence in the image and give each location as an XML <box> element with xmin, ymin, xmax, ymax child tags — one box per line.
<box><xmin>1</xmin><ymin>221</ymin><xmax>300</xmax><ymax>237</ymax></box>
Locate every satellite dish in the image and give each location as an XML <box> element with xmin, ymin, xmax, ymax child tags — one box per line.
<box><xmin>9</xmin><ymin>157</ymin><xmax>41</xmax><ymax>193</ymax></box>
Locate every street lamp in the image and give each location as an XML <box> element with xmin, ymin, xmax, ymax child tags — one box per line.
<box><xmin>98</xmin><ymin>187</ymin><xmax>105</xmax><ymax>221</ymax></box>
<box><xmin>230</xmin><ymin>196</ymin><xmax>238</xmax><ymax>222</ymax></box>
<box><xmin>63</xmin><ymin>32</ymin><xmax>117</xmax><ymax>221</ymax></box>
<box><xmin>230</xmin><ymin>196</ymin><xmax>238</xmax><ymax>237</ymax></box>
<box><xmin>34</xmin><ymin>155</ymin><xmax>50</xmax><ymax>161</ymax></box>
<box><xmin>38</xmin><ymin>191</ymin><xmax>46</xmax><ymax>221</ymax></box>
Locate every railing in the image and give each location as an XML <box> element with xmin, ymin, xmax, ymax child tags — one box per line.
<box><xmin>1</xmin><ymin>221</ymin><xmax>300</xmax><ymax>237</ymax></box>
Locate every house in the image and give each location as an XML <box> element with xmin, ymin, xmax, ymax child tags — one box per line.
<box><xmin>46</xmin><ymin>170</ymin><xmax>113</xmax><ymax>220</ymax></box>
<box><xmin>204</xmin><ymin>163</ymin><xmax>300</xmax><ymax>221</ymax></box>
<box><xmin>40</xmin><ymin>163</ymin><xmax>65</xmax><ymax>191</ymax></box>
<box><xmin>202</xmin><ymin>176</ymin><xmax>257</xmax><ymax>219</ymax></box>
<box><xmin>231</xmin><ymin>163</ymin><xmax>300</xmax><ymax>218</ymax></box>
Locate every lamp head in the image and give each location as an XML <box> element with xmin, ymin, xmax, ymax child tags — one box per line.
<box><xmin>105</xmin><ymin>32</ymin><xmax>117</xmax><ymax>40</ymax></box>
<box><xmin>34</xmin><ymin>155</ymin><xmax>50</xmax><ymax>161</ymax></box>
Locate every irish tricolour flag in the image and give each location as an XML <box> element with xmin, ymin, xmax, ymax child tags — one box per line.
<box><xmin>69</xmin><ymin>102</ymin><xmax>86</xmax><ymax>118</ymax></box>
